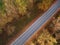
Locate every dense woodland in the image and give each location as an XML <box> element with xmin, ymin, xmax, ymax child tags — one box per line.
<box><xmin>0</xmin><ymin>0</ymin><xmax>55</xmax><ymax>45</ymax></box>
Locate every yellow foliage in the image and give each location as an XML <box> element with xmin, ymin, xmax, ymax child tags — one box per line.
<box><xmin>15</xmin><ymin>0</ymin><xmax>29</xmax><ymax>15</ymax></box>
<box><xmin>38</xmin><ymin>0</ymin><xmax>54</xmax><ymax>11</ymax></box>
<box><xmin>30</xmin><ymin>29</ymin><xmax>57</xmax><ymax>45</ymax></box>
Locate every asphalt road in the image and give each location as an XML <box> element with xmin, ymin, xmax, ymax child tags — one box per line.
<box><xmin>11</xmin><ymin>0</ymin><xmax>60</xmax><ymax>45</ymax></box>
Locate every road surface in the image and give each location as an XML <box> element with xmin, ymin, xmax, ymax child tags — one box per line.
<box><xmin>11</xmin><ymin>0</ymin><xmax>60</xmax><ymax>45</ymax></box>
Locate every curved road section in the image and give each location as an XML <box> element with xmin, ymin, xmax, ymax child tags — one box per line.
<box><xmin>11</xmin><ymin>0</ymin><xmax>60</xmax><ymax>45</ymax></box>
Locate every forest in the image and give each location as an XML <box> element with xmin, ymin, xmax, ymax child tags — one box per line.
<box><xmin>0</xmin><ymin>0</ymin><xmax>55</xmax><ymax>45</ymax></box>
